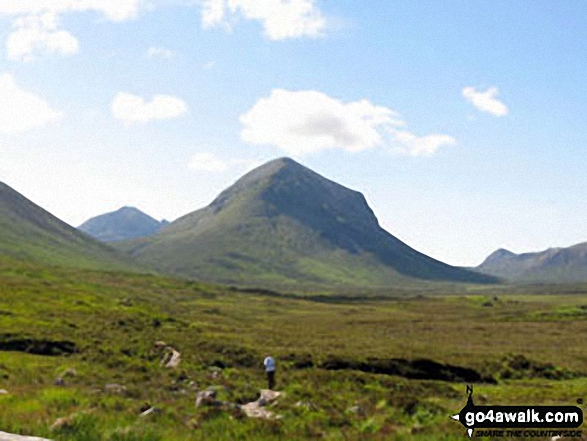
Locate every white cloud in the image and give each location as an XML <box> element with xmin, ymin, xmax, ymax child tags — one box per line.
<box><xmin>0</xmin><ymin>72</ymin><xmax>62</xmax><ymax>134</ymax></box>
<box><xmin>147</xmin><ymin>46</ymin><xmax>176</xmax><ymax>60</ymax></box>
<box><xmin>462</xmin><ymin>86</ymin><xmax>509</xmax><ymax>117</ymax></box>
<box><xmin>188</xmin><ymin>152</ymin><xmax>260</xmax><ymax>173</ymax></box>
<box><xmin>391</xmin><ymin>131</ymin><xmax>456</xmax><ymax>157</ymax></box>
<box><xmin>7</xmin><ymin>12</ymin><xmax>79</xmax><ymax>62</ymax></box>
<box><xmin>202</xmin><ymin>0</ymin><xmax>326</xmax><ymax>40</ymax></box>
<box><xmin>111</xmin><ymin>92</ymin><xmax>188</xmax><ymax>125</ymax></box>
<box><xmin>240</xmin><ymin>89</ymin><xmax>400</xmax><ymax>156</ymax></box>
<box><xmin>2</xmin><ymin>0</ymin><xmax>326</xmax><ymax>59</ymax></box>
<box><xmin>0</xmin><ymin>0</ymin><xmax>147</xmax><ymax>61</ymax></box>
<box><xmin>202</xmin><ymin>0</ymin><xmax>229</xmax><ymax>30</ymax></box>
<box><xmin>0</xmin><ymin>0</ymin><xmax>146</xmax><ymax>21</ymax></box>
<box><xmin>240</xmin><ymin>89</ymin><xmax>455</xmax><ymax>157</ymax></box>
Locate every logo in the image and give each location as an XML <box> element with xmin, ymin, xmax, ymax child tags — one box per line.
<box><xmin>451</xmin><ymin>385</ymin><xmax>583</xmax><ymax>438</ymax></box>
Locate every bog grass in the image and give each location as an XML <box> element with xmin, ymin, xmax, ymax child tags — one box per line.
<box><xmin>0</xmin><ymin>256</ymin><xmax>586</xmax><ymax>439</ymax></box>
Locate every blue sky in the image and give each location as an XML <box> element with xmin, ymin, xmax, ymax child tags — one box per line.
<box><xmin>0</xmin><ymin>0</ymin><xmax>586</xmax><ymax>266</ymax></box>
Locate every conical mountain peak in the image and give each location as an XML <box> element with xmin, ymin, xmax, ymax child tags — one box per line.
<box><xmin>117</xmin><ymin>206</ymin><xmax>142</xmax><ymax>213</ymax></box>
<box><xmin>171</xmin><ymin>157</ymin><xmax>381</xmax><ymax>238</ymax></box>
<box><xmin>484</xmin><ymin>248</ymin><xmax>516</xmax><ymax>261</ymax></box>
<box><xmin>227</xmin><ymin>157</ymin><xmax>304</xmax><ymax>185</ymax></box>
<box><xmin>78</xmin><ymin>207</ymin><xmax>164</xmax><ymax>242</ymax></box>
<box><xmin>123</xmin><ymin>158</ymin><xmax>495</xmax><ymax>288</ymax></box>
<box><xmin>207</xmin><ymin>157</ymin><xmax>317</xmax><ymax>211</ymax></box>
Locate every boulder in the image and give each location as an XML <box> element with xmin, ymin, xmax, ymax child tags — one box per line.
<box><xmin>195</xmin><ymin>390</ymin><xmax>216</xmax><ymax>407</ymax></box>
<box><xmin>159</xmin><ymin>347</ymin><xmax>181</xmax><ymax>368</ymax></box>
<box><xmin>140</xmin><ymin>407</ymin><xmax>162</xmax><ymax>417</ymax></box>
<box><xmin>195</xmin><ymin>388</ymin><xmax>283</xmax><ymax>420</ymax></box>
<box><xmin>239</xmin><ymin>403</ymin><xmax>275</xmax><ymax>419</ymax></box>
<box><xmin>240</xmin><ymin>390</ymin><xmax>283</xmax><ymax>419</ymax></box>
<box><xmin>346</xmin><ymin>405</ymin><xmax>362</xmax><ymax>415</ymax></box>
<box><xmin>165</xmin><ymin>349</ymin><xmax>181</xmax><ymax>368</ymax></box>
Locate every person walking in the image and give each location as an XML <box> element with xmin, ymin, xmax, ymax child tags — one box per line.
<box><xmin>264</xmin><ymin>355</ymin><xmax>276</xmax><ymax>390</ymax></box>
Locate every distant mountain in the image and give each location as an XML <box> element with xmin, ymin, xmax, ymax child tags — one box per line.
<box><xmin>117</xmin><ymin>158</ymin><xmax>496</xmax><ymax>289</ymax></box>
<box><xmin>477</xmin><ymin>243</ymin><xmax>587</xmax><ymax>283</ymax></box>
<box><xmin>0</xmin><ymin>182</ymin><xmax>137</xmax><ymax>271</ymax></box>
<box><xmin>78</xmin><ymin>207</ymin><xmax>167</xmax><ymax>242</ymax></box>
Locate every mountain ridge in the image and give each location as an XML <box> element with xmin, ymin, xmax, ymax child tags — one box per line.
<box><xmin>477</xmin><ymin>242</ymin><xmax>587</xmax><ymax>282</ymax></box>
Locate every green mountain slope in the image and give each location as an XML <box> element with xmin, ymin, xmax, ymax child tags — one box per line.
<box><xmin>119</xmin><ymin>158</ymin><xmax>496</xmax><ymax>289</ymax></box>
<box><xmin>478</xmin><ymin>243</ymin><xmax>587</xmax><ymax>283</ymax></box>
<box><xmin>0</xmin><ymin>182</ymin><xmax>138</xmax><ymax>271</ymax></box>
<box><xmin>78</xmin><ymin>206</ymin><xmax>167</xmax><ymax>242</ymax></box>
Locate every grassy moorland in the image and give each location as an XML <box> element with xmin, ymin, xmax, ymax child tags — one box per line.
<box><xmin>0</xmin><ymin>256</ymin><xmax>586</xmax><ymax>440</ymax></box>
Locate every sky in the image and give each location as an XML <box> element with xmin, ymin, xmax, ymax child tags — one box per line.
<box><xmin>0</xmin><ymin>0</ymin><xmax>586</xmax><ymax>267</ymax></box>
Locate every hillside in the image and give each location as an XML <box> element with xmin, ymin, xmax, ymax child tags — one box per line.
<box><xmin>0</xmin><ymin>182</ymin><xmax>139</xmax><ymax>271</ymax></box>
<box><xmin>78</xmin><ymin>206</ymin><xmax>167</xmax><ymax>242</ymax></box>
<box><xmin>478</xmin><ymin>243</ymin><xmax>587</xmax><ymax>283</ymax></box>
<box><xmin>118</xmin><ymin>158</ymin><xmax>496</xmax><ymax>289</ymax></box>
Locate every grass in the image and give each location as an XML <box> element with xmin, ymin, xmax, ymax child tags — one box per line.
<box><xmin>0</xmin><ymin>256</ymin><xmax>586</xmax><ymax>439</ymax></box>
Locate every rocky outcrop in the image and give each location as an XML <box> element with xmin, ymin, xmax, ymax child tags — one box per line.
<box><xmin>154</xmin><ymin>342</ymin><xmax>181</xmax><ymax>368</ymax></box>
<box><xmin>163</xmin><ymin>348</ymin><xmax>181</xmax><ymax>368</ymax></box>
<box><xmin>240</xmin><ymin>389</ymin><xmax>282</xmax><ymax>419</ymax></box>
<box><xmin>195</xmin><ymin>389</ymin><xmax>218</xmax><ymax>408</ymax></box>
<box><xmin>195</xmin><ymin>388</ymin><xmax>283</xmax><ymax>420</ymax></box>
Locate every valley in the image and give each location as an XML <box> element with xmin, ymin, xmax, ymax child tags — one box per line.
<box><xmin>0</xmin><ymin>160</ymin><xmax>586</xmax><ymax>439</ymax></box>
<box><xmin>0</xmin><ymin>257</ymin><xmax>586</xmax><ymax>440</ymax></box>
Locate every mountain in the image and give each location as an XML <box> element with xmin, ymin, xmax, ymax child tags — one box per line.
<box><xmin>477</xmin><ymin>243</ymin><xmax>587</xmax><ymax>283</ymax></box>
<box><xmin>0</xmin><ymin>182</ymin><xmax>138</xmax><ymax>271</ymax></box>
<box><xmin>78</xmin><ymin>207</ymin><xmax>167</xmax><ymax>242</ymax></box>
<box><xmin>117</xmin><ymin>158</ymin><xmax>496</xmax><ymax>289</ymax></box>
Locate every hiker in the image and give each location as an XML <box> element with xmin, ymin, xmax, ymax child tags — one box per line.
<box><xmin>264</xmin><ymin>355</ymin><xmax>276</xmax><ymax>390</ymax></box>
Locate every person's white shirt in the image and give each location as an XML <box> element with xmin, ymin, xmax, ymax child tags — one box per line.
<box><xmin>264</xmin><ymin>356</ymin><xmax>275</xmax><ymax>372</ymax></box>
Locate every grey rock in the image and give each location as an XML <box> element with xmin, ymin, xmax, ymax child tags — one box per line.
<box><xmin>346</xmin><ymin>405</ymin><xmax>361</xmax><ymax>414</ymax></box>
<box><xmin>195</xmin><ymin>390</ymin><xmax>216</xmax><ymax>407</ymax></box>
<box><xmin>140</xmin><ymin>407</ymin><xmax>162</xmax><ymax>417</ymax></box>
<box><xmin>240</xmin><ymin>390</ymin><xmax>283</xmax><ymax>420</ymax></box>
